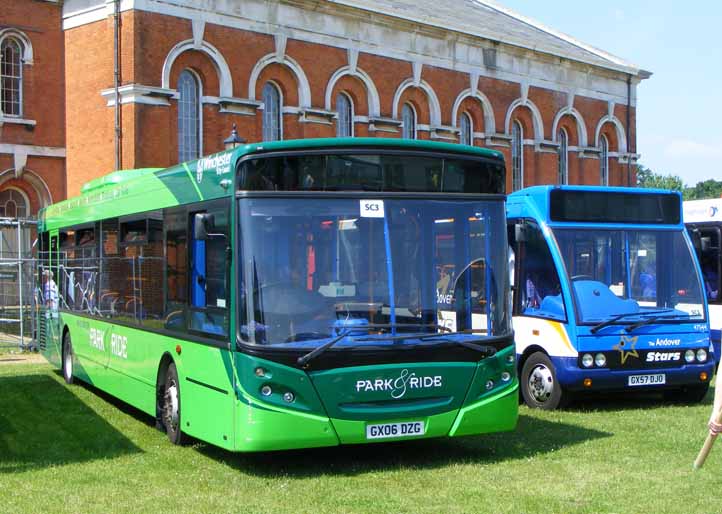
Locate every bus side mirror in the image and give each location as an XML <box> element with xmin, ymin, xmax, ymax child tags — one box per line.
<box><xmin>193</xmin><ymin>213</ymin><xmax>215</xmax><ymax>241</ymax></box>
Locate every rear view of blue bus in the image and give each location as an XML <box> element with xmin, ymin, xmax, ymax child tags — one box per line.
<box><xmin>508</xmin><ymin>186</ymin><xmax>713</xmax><ymax>409</ymax></box>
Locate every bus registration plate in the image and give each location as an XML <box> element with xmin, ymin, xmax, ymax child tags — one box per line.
<box><xmin>366</xmin><ymin>421</ymin><xmax>425</xmax><ymax>440</ymax></box>
<box><xmin>628</xmin><ymin>374</ymin><xmax>666</xmax><ymax>386</ymax></box>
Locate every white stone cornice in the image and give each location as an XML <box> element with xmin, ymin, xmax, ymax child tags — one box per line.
<box><xmin>0</xmin><ymin>117</ymin><xmax>36</xmax><ymax>127</ymax></box>
<box><xmin>0</xmin><ymin>144</ymin><xmax>66</xmax><ymax>158</ymax></box>
<box><xmin>100</xmin><ymin>84</ymin><xmax>174</xmax><ymax>106</ymax></box>
<box><xmin>62</xmin><ymin>0</ymin><xmax>640</xmax><ymax>106</ymax></box>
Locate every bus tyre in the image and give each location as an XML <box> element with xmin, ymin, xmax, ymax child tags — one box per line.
<box><xmin>62</xmin><ymin>332</ymin><xmax>74</xmax><ymax>385</ymax></box>
<box><xmin>521</xmin><ymin>352</ymin><xmax>568</xmax><ymax>410</ymax></box>
<box><xmin>162</xmin><ymin>363</ymin><xmax>184</xmax><ymax>445</ymax></box>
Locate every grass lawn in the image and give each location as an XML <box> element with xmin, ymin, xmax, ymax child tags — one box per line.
<box><xmin>1</xmin><ymin>362</ymin><xmax>721</xmax><ymax>514</ymax></box>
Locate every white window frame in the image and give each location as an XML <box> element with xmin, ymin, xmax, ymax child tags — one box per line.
<box><xmin>512</xmin><ymin>120</ymin><xmax>524</xmax><ymax>191</ymax></box>
<box><xmin>262</xmin><ymin>81</ymin><xmax>283</xmax><ymax>142</ymax></box>
<box><xmin>401</xmin><ymin>102</ymin><xmax>417</xmax><ymax>140</ymax></box>
<box><xmin>1</xmin><ymin>36</ymin><xmax>24</xmax><ymax>118</ymax></box>
<box><xmin>558</xmin><ymin>128</ymin><xmax>569</xmax><ymax>185</ymax></box>
<box><xmin>177</xmin><ymin>69</ymin><xmax>202</xmax><ymax>163</ymax></box>
<box><xmin>336</xmin><ymin>92</ymin><xmax>354</xmax><ymax>138</ymax></box>
<box><xmin>600</xmin><ymin>135</ymin><xmax>609</xmax><ymax>186</ymax></box>
<box><xmin>459</xmin><ymin>112</ymin><xmax>473</xmax><ymax>146</ymax></box>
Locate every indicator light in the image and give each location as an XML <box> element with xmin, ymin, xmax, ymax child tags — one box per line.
<box><xmin>583</xmin><ymin>378</ymin><xmax>592</xmax><ymax>387</ymax></box>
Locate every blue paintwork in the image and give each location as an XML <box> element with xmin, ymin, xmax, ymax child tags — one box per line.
<box><xmin>509</xmin><ymin>185</ymin><xmax>713</xmax><ymax>393</ymax></box>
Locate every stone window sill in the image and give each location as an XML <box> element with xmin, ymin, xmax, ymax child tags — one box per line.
<box><xmin>0</xmin><ymin>117</ymin><xmax>37</xmax><ymax>127</ymax></box>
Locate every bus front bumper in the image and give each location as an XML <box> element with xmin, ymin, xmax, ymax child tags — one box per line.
<box><xmin>552</xmin><ymin>356</ymin><xmax>715</xmax><ymax>392</ymax></box>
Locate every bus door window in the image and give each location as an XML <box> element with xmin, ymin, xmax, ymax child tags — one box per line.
<box><xmin>700</xmin><ymin>227</ymin><xmax>720</xmax><ymax>302</ymax></box>
<box><xmin>189</xmin><ymin>204</ymin><xmax>229</xmax><ymax>337</ymax></box>
<box><xmin>517</xmin><ymin>222</ymin><xmax>564</xmax><ymax>320</ymax></box>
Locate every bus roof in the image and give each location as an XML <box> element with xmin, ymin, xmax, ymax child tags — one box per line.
<box><xmin>507</xmin><ymin>185</ymin><xmax>683</xmax><ymax>227</ymax></box>
<box><xmin>39</xmin><ymin>138</ymin><xmax>504</xmax><ymax>231</ymax></box>
<box><xmin>683</xmin><ymin>198</ymin><xmax>722</xmax><ymax>224</ymax></box>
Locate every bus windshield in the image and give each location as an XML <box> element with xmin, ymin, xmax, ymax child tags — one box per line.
<box><xmin>238</xmin><ymin>197</ymin><xmax>510</xmax><ymax>346</ymax></box>
<box><xmin>552</xmin><ymin>228</ymin><xmax>705</xmax><ymax>324</ymax></box>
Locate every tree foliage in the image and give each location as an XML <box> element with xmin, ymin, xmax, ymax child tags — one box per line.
<box><xmin>683</xmin><ymin>179</ymin><xmax>722</xmax><ymax>200</ymax></box>
<box><xmin>636</xmin><ymin>165</ymin><xmax>684</xmax><ymax>192</ymax></box>
<box><xmin>636</xmin><ymin>164</ymin><xmax>722</xmax><ymax>200</ymax></box>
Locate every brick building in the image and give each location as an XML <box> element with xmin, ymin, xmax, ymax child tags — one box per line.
<box><xmin>1</xmin><ymin>0</ymin><xmax>650</xmax><ymax>215</ymax></box>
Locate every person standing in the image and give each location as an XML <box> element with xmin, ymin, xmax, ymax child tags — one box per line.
<box><xmin>43</xmin><ymin>269</ymin><xmax>58</xmax><ymax>312</ymax></box>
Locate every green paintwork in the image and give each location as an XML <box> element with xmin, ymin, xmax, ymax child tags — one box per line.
<box><xmin>38</xmin><ymin>138</ymin><xmax>515</xmax><ymax>452</ymax></box>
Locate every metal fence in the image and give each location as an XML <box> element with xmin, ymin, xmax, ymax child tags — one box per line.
<box><xmin>0</xmin><ymin>218</ymin><xmax>37</xmax><ymax>351</ymax></box>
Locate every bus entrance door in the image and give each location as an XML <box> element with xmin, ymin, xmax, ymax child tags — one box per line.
<box><xmin>40</xmin><ymin>230</ymin><xmax>62</xmax><ymax>366</ymax></box>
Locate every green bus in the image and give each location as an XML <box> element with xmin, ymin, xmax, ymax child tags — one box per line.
<box><xmin>37</xmin><ymin>138</ymin><xmax>518</xmax><ymax>452</ymax></box>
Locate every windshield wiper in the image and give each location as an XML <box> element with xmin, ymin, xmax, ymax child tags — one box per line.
<box><xmin>624</xmin><ymin>313</ymin><xmax>692</xmax><ymax>333</ymax></box>
<box><xmin>590</xmin><ymin>309</ymin><xmax>674</xmax><ymax>334</ymax></box>
<box><xmin>297</xmin><ymin>332</ymin><xmax>351</xmax><ymax>368</ymax></box>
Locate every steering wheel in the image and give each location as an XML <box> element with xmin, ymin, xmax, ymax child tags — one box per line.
<box><xmin>571</xmin><ymin>274</ymin><xmax>594</xmax><ymax>281</ymax></box>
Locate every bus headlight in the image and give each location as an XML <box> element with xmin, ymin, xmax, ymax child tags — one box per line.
<box><xmin>582</xmin><ymin>353</ymin><xmax>594</xmax><ymax>368</ymax></box>
<box><xmin>595</xmin><ymin>353</ymin><xmax>606</xmax><ymax>367</ymax></box>
<box><xmin>685</xmin><ymin>350</ymin><xmax>696</xmax><ymax>363</ymax></box>
<box><xmin>697</xmin><ymin>349</ymin><xmax>708</xmax><ymax>362</ymax></box>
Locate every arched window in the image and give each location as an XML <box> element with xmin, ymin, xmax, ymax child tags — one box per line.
<box><xmin>262</xmin><ymin>82</ymin><xmax>282</xmax><ymax>142</ymax></box>
<box><xmin>558</xmin><ymin>128</ymin><xmax>568</xmax><ymax>185</ymax></box>
<box><xmin>401</xmin><ymin>103</ymin><xmax>416</xmax><ymax>140</ymax></box>
<box><xmin>336</xmin><ymin>93</ymin><xmax>353</xmax><ymax>138</ymax></box>
<box><xmin>459</xmin><ymin>112</ymin><xmax>472</xmax><ymax>146</ymax></box>
<box><xmin>177</xmin><ymin>70</ymin><xmax>201</xmax><ymax>163</ymax></box>
<box><xmin>0</xmin><ymin>188</ymin><xmax>29</xmax><ymax>218</ymax></box>
<box><xmin>1</xmin><ymin>37</ymin><xmax>23</xmax><ymax>117</ymax></box>
<box><xmin>511</xmin><ymin>120</ymin><xmax>523</xmax><ymax>191</ymax></box>
<box><xmin>600</xmin><ymin>135</ymin><xmax>609</xmax><ymax>186</ymax></box>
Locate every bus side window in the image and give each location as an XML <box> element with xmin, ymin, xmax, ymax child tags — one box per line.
<box><xmin>700</xmin><ymin>227</ymin><xmax>720</xmax><ymax>302</ymax></box>
<box><xmin>164</xmin><ymin>207</ymin><xmax>189</xmax><ymax>332</ymax></box>
<box><xmin>99</xmin><ymin>219</ymin><xmax>122</xmax><ymax>318</ymax></box>
<box><xmin>517</xmin><ymin>222</ymin><xmax>565</xmax><ymax>320</ymax></box>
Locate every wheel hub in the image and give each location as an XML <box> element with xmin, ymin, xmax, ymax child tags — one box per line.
<box><xmin>64</xmin><ymin>347</ymin><xmax>72</xmax><ymax>378</ymax></box>
<box><xmin>164</xmin><ymin>380</ymin><xmax>179</xmax><ymax>430</ymax></box>
<box><xmin>528</xmin><ymin>364</ymin><xmax>554</xmax><ymax>403</ymax></box>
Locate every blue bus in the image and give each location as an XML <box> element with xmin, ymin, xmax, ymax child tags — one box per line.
<box><xmin>684</xmin><ymin>199</ymin><xmax>722</xmax><ymax>363</ymax></box>
<box><xmin>507</xmin><ymin>186</ymin><xmax>713</xmax><ymax>409</ymax></box>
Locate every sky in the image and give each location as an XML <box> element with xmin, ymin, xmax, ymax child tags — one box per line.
<box><xmin>499</xmin><ymin>0</ymin><xmax>721</xmax><ymax>185</ymax></box>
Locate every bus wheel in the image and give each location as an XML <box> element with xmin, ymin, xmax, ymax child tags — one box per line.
<box><xmin>162</xmin><ymin>363</ymin><xmax>184</xmax><ymax>445</ymax></box>
<box><xmin>521</xmin><ymin>352</ymin><xmax>567</xmax><ymax>410</ymax></box>
<box><xmin>62</xmin><ymin>332</ymin><xmax>75</xmax><ymax>385</ymax></box>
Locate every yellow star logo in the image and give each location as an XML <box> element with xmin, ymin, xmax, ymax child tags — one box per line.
<box><xmin>613</xmin><ymin>335</ymin><xmax>639</xmax><ymax>365</ymax></box>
